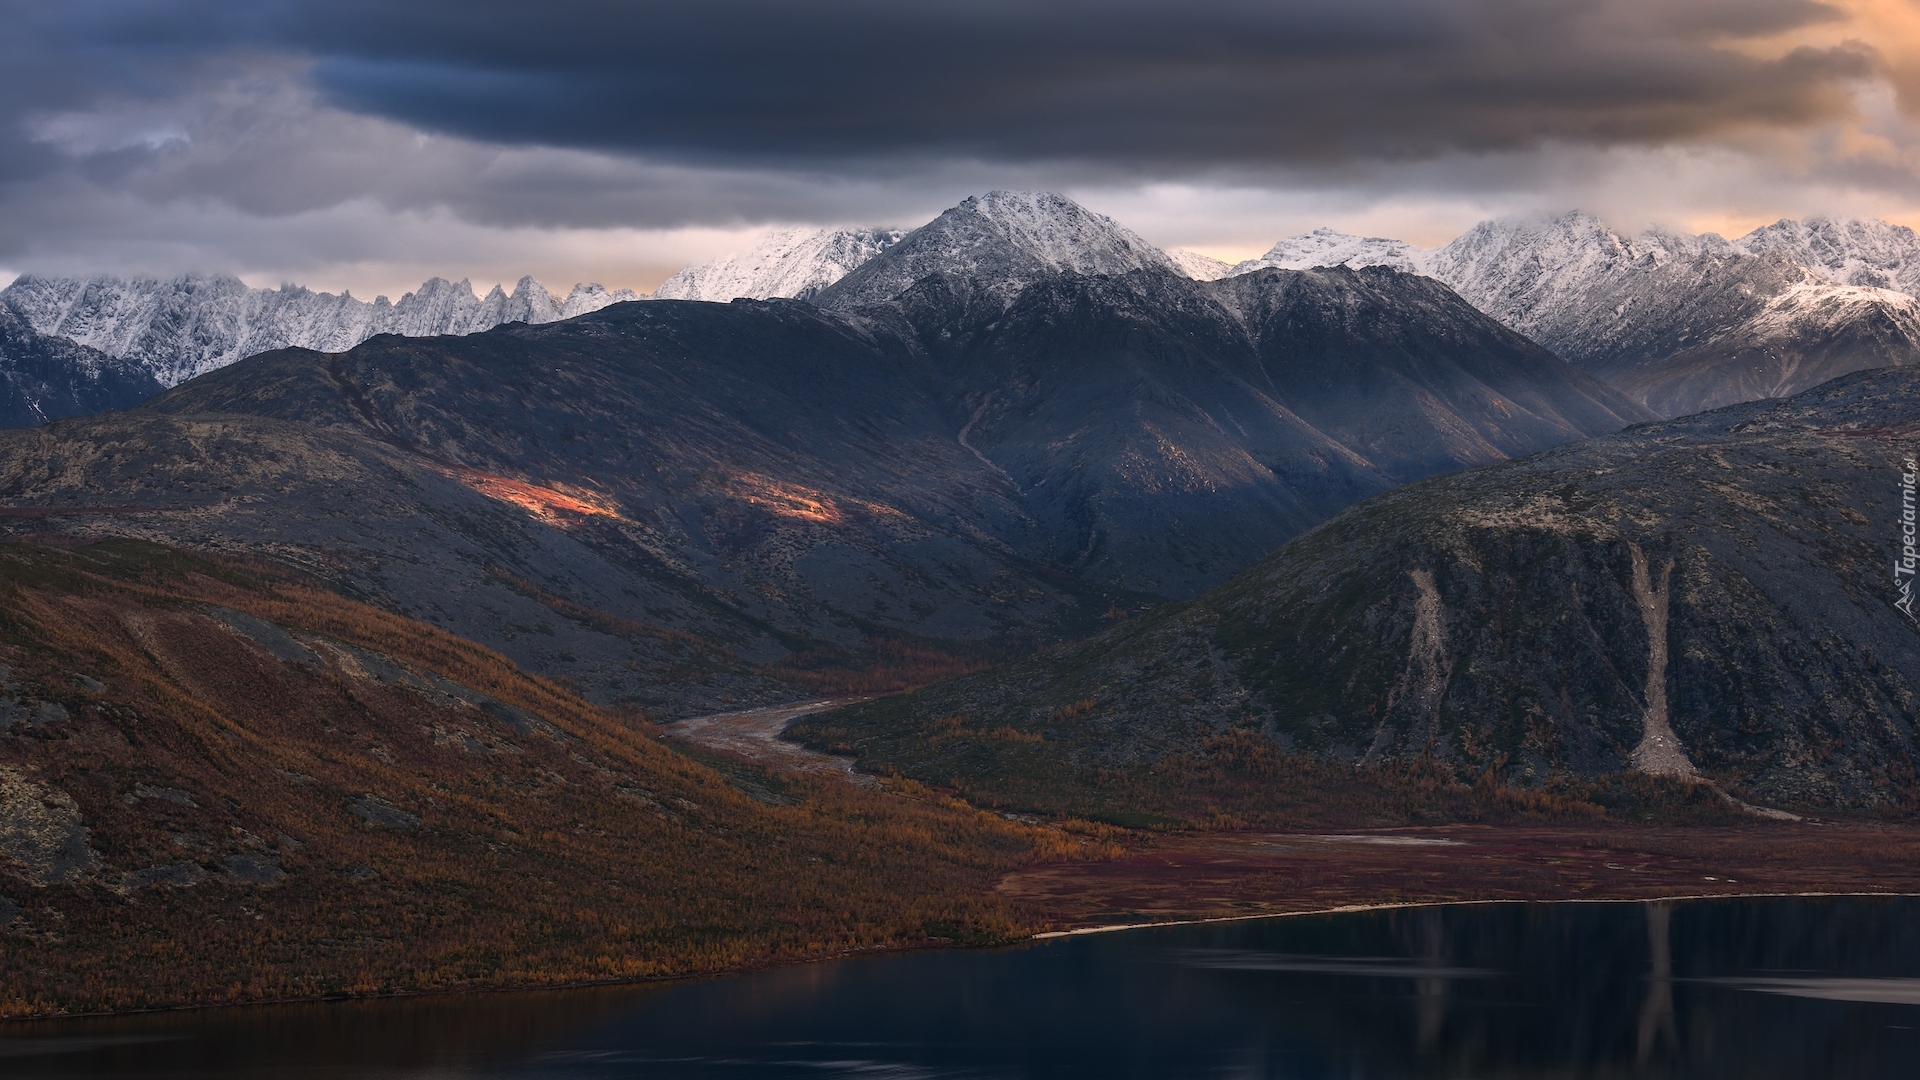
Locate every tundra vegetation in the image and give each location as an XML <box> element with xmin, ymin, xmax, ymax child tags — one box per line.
<box><xmin>0</xmin><ymin>540</ymin><xmax>1104</xmax><ymax>1018</ymax></box>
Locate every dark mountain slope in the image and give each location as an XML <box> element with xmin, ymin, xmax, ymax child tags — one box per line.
<box><xmin>796</xmin><ymin>367</ymin><xmax>1920</xmax><ymax>818</ymax></box>
<box><xmin>0</xmin><ymin>307</ymin><xmax>162</xmax><ymax>428</ymax></box>
<box><xmin>839</xmin><ymin>262</ymin><xmax>1646</xmax><ymax>596</ymax></box>
<box><xmin>866</xmin><ymin>269</ymin><xmax>1392</xmax><ymax>596</ymax></box>
<box><xmin>0</xmin><ymin>303</ymin><xmax>1102</xmax><ymax>712</ymax></box>
<box><xmin>1210</xmin><ymin>267</ymin><xmax>1646</xmax><ymax>482</ymax></box>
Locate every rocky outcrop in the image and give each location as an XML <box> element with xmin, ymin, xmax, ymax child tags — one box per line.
<box><xmin>0</xmin><ymin>765</ymin><xmax>100</xmax><ymax>886</ymax></box>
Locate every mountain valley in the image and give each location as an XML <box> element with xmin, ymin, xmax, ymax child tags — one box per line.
<box><xmin>4</xmin><ymin>190</ymin><xmax>1917</xmax><ymax>1021</ymax></box>
<box><xmin>794</xmin><ymin>367</ymin><xmax>1920</xmax><ymax>822</ymax></box>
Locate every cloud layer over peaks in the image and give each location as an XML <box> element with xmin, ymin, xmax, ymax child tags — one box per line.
<box><xmin>0</xmin><ymin>0</ymin><xmax>1912</xmax><ymax>290</ymax></box>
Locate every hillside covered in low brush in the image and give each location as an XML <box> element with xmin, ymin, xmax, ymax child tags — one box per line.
<box><xmin>793</xmin><ymin>367</ymin><xmax>1920</xmax><ymax>824</ymax></box>
<box><xmin>0</xmin><ymin>540</ymin><xmax>1088</xmax><ymax>1018</ymax></box>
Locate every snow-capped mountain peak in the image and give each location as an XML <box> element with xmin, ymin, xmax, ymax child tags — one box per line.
<box><xmin>820</xmin><ymin>190</ymin><xmax>1177</xmax><ymax>307</ymax></box>
<box><xmin>559</xmin><ymin>282</ymin><xmax>636</xmax><ymax>318</ymax></box>
<box><xmin>0</xmin><ymin>273</ymin><xmax>640</xmax><ymax>387</ymax></box>
<box><xmin>1734</xmin><ymin>216</ymin><xmax>1920</xmax><ymax>292</ymax></box>
<box><xmin>1229</xmin><ymin>227</ymin><xmax>1426</xmax><ymax>275</ymax></box>
<box><xmin>651</xmin><ymin>226</ymin><xmax>906</xmax><ymax>302</ymax></box>
<box><xmin>953</xmin><ymin>190</ymin><xmax>1175</xmax><ymax>276</ymax></box>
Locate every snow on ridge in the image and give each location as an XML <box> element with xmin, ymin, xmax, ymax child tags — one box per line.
<box><xmin>1166</xmin><ymin>250</ymin><xmax>1233</xmax><ymax>281</ymax></box>
<box><xmin>651</xmin><ymin>226</ymin><xmax>906</xmax><ymax>302</ymax></box>
<box><xmin>1744</xmin><ymin>276</ymin><xmax>1920</xmax><ymax>340</ymax></box>
<box><xmin>0</xmin><ymin>273</ymin><xmax>640</xmax><ymax>387</ymax></box>
<box><xmin>1734</xmin><ymin>216</ymin><xmax>1920</xmax><ymax>294</ymax></box>
<box><xmin>817</xmin><ymin>190</ymin><xmax>1184</xmax><ymax>308</ymax></box>
<box><xmin>656</xmin><ymin>193</ymin><xmax>1208</xmax><ymax>305</ymax></box>
<box><xmin>956</xmin><ymin>190</ymin><xmax>1176</xmax><ymax>276</ymax></box>
<box><xmin>1229</xmin><ymin>227</ymin><xmax>1427</xmax><ymax>276</ymax></box>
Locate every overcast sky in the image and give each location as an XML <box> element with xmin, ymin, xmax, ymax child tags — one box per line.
<box><xmin>4</xmin><ymin>0</ymin><xmax>1920</xmax><ymax>296</ymax></box>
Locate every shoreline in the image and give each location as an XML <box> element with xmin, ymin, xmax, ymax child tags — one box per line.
<box><xmin>1031</xmin><ymin>890</ymin><xmax>1920</xmax><ymax>938</ymax></box>
<box><xmin>10</xmin><ymin>887</ymin><xmax>1920</xmax><ymax>1027</ymax></box>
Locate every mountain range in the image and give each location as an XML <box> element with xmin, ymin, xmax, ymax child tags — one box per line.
<box><xmin>10</xmin><ymin>201</ymin><xmax>1920</xmax><ymax>427</ymax></box>
<box><xmin>0</xmin><ymin>192</ymin><xmax>1640</xmax><ymax>714</ymax></box>
<box><xmin>1233</xmin><ymin>213</ymin><xmax>1920</xmax><ymax>417</ymax></box>
<box><xmin>0</xmin><ymin>273</ymin><xmax>640</xmax><ymax>389</ymax></box>
<box><xmin>796</xmin><ymin>365</ymin><xmax>1920</xmax><ymax>819</ymax></box>
<box><xmin>663</xmin><ymin>209</ymin><xmax>1920</xmax><ymax>421</ymax></box>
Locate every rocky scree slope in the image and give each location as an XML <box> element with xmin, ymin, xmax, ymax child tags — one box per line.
<box><xmin>0</xmin><ymin>307</ymin><xmax>162</xmax><ymax>428</ymax></box>
<box><xmin>797</xmin><ymin>367</ymin><xmax>1920</xmax><ymax>817</ymax></box>
<box><xmin>0</xmin><ymin>273</ymin><xmax>639</xmax><ymax>388</ymax></box>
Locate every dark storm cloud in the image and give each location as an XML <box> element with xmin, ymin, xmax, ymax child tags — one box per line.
<box><xmin>0</xmin><ymin>0</ymin><xmax>1905</xmax><ymax>288</ymax></box>
<box><xmin>10</xmin><ymin>0</ymin><xmax>1880</xmax><ymax>172</ymax></box>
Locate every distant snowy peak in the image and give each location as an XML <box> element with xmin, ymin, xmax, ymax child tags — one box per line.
<box><xmin>558</xmin><ymin>282</ymin><xmax>642</xmax><ymax>319</ymax></box>
<box><xmin>821</xmin><ymin>190</ymin><xmax>1178</xmax><ymax>308</ymax></box>
<box><xmin>0</xmin><ymin>273</ymin><xmax>639</xmax><ymax>387</ymax></box>
<box><xmin>1417</xmin><ymin>211</ymin><xmax>1748</xmax><ymax>347</ymax></box>
<box><xmin>651</xmin><ymin>226</ymin><xmax>906</xmax><ymax>302</ymax></box>
<box><xmin>1230</xmin><ymin>227</ymin><xmax>1427</xmax><ymax>276</ymax></box>
<box><xmin>1399</xmin><ymin>209</ymin><xmax>1920</xmax><ymax>415</ymax></box>
<box><xmin>1734</xmin><ymin>216</ymin><xmax>1920</xmax><ymax>293</ymax></box>
<box><xmin>1165</xmin><ymin>249</ymin><xmax>1233</xmax><ymax>281</ymax></box>
<box><xmin>956</xmin><ymin>191</ymin><xmax>1176</xmax><ymax>276</ymax></box>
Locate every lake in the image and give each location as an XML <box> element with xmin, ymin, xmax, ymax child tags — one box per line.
<box><xmin>4</xmin><ymin>895</ymin><xmax>1918</xmax><ymax>1078</ymax></box>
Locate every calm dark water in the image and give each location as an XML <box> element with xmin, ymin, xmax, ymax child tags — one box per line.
<box><xmin>6</xmin><ymin>896</ymin><xmax>1920</xmax><ymax>1078</ymax></box>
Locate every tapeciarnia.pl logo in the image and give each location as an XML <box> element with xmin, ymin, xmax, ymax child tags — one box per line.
<box><xmin>1899</xmin><ymin>458</ymin><xmax>1918</xmax><ymax>621</ymax></box>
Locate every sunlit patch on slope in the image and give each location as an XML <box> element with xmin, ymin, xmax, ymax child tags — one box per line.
<box><xmin>723</xmin><ymin>472</ymin><xmax>906</xmax><ymax>525</ymax></box>
<box><xmin>436</xmin><ymin>466</ymin><xmax>629</xmax><ymax>527</ymax></box>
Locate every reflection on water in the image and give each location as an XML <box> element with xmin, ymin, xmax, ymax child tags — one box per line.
<box><xmin>5</xmin><ymin>896</ymin><xmax>1920</xmax><ymax>1078</ymax></box>
<box><xmin>1639</xmin><ymin>900</ymin><xmax>1679</xmax><ymax>1063</ymax></box>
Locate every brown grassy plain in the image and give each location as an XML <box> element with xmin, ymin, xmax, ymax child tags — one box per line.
<box><xmin>1003</xmin><ymin>823</ymin><xmax>1920</xmax><ymax>930</ymax></box>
